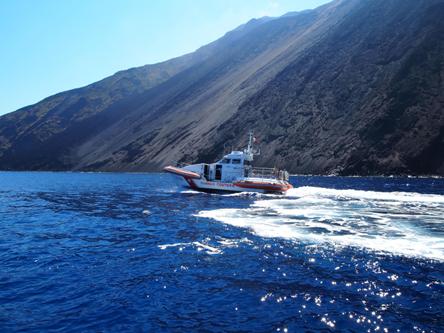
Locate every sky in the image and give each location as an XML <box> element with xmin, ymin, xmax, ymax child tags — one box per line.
<box><xmin>0</xmin><ymin>0</ymin><xmax>331</xmax><ymax>115</ymax></box>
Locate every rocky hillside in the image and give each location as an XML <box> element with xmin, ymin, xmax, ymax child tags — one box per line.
<box><xmin>1</xmin><ymin>0</ymin><xmax>443</xmax><ymax>175</ymax></box>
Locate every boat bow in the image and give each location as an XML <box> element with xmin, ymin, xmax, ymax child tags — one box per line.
<box><xmin>163</xmin><ymin>166</ymin><xmax>201</xmax><ymax>179</ymax></box>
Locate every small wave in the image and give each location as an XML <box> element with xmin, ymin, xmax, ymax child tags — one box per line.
<box><xmin>286</xmin><ymin>186</ymin><xmax>444</xmax><ymax>203</ymax></box>
<box><xmin>222</xmin><ymin>191</ymin><xmax>280</xmax><ymax>198</ymax></box>
<box><xmin>197</xmin><ymin>187</ymin><xmax>444</xmax><ymax>261</ymax></box>
<box><xmin>158</xmin><ymin>237</ymin><xmax>254</xmax><ymax>254</ymax></box>
<box><xmin>158</xmin><ymin>241</ymin><xmax>222</xmax><ymax>255</ymax></box>
<box><xmin>180</xmin><ymin>190</ymin><xmax>202</xmax><ymax>194</ymax></box>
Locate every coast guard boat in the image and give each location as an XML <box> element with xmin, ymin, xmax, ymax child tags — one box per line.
<box><xmin>164</xmin><ymin>131</ymin><xmax>293</xmax><ymax>194</ymax></box>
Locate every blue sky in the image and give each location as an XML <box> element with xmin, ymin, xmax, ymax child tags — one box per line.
<box><xmin>0</xmin><ymin>0</ymin><xmax>331</xmax><ymax>115</ymax></box>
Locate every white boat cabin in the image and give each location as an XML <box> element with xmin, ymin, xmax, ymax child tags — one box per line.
<box><xmin>183</xmin><ymin>150</ymin><xmax>253</xmax><ymax>182</ymax></box>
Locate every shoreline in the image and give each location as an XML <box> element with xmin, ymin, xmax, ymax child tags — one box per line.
<box><xmin>0</xmin><ymin>170</ymin><xmax>443</xmax><ymax>179</ymax></box>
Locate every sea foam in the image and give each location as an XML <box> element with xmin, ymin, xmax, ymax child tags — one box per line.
<box><xmin>197</xmin><ymin>187</ymin><xmax>444</xmax><ymax>261</ymax></box>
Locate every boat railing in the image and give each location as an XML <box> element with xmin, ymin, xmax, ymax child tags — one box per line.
<box><xmin>247</xmin><ymin>166</ymin><xmax>289</xmax><ymax>181</ymax></box>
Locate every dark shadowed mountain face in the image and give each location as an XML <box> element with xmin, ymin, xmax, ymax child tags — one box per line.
<box><xmin>1</xmin><ymin>0</ymin><xmax>443</xmax><ymax>175</ymax></box>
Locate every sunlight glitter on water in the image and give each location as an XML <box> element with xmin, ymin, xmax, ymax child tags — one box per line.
<box><xmin>1</xmin><ymin>173</ymin><xmax>442</xmax><ymax>332</ymax></box>
<box><xmin>197</xmin><ymin>187</ymin><xmax>444</xmax><ymax>261</ymax></box>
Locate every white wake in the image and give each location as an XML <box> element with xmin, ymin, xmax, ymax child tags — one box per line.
<box><xmin>197</xmin><ymin>187</ymin><xmax>444</xmax><ymax>261</ymax></box>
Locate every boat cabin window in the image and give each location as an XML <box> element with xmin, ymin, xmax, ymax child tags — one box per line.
<box><xmin>221</xmin><ymin>158</ymin><xmax>231</xmax><ymax>164</ymax></box>
<box><xmin>232</xmin><ymin>159</ymin><xmax>241</xmax><ymax>164</ymax></box>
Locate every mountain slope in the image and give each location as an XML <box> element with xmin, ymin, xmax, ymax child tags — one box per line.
<box><xmin>207</xmin><ymin>0</ymin><xmax>444</xmax><ymax>175</ymax></box>
<box><xmin>0</xmin><ymin>0</ymin><xmax>443</xmax><ymax>175</ymax></box>
<box><xmin>0</xmin><ymin>56</ymin><xmax>195</xmax><ymax>169</ymax></box>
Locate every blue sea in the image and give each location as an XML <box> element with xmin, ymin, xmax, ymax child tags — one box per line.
<box><xmin>1</xmin><ymin>172</ymin><xmax>443</xmax><ymax>332</ymax></box>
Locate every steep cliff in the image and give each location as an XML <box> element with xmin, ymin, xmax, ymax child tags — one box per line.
<box><xmin>1</xmin><ymin>0</ymin><xmax>443</xmax><ymax>175</ymax></box>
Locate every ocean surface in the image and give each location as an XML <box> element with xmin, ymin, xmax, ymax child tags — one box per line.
<box><xmin>1</xmin><ymin>172</ymin><xmax>443</xmax><ymax>332</ymax></box>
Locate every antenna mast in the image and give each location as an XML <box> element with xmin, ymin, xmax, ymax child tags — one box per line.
<box><xmin>244</xmin><ymin>130</ymin><xmax>260</xmax><ymax>161</ymax></box>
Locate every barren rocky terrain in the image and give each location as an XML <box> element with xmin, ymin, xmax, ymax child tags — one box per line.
<box><xmin>1</xmin><ymin>0</ymin><xmax>443</xmax><ymax>175</ymax></box>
